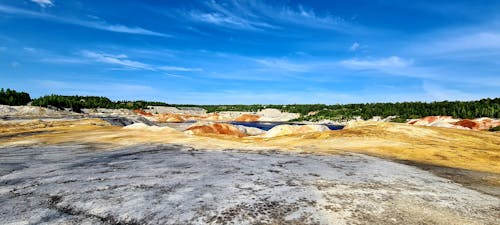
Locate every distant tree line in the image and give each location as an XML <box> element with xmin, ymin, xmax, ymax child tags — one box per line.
<box><xmin>309</xmin><ymin>98</ymin><xmax>500</xmax><ymax>121</ymax></box>
<box><xmin>192</xmin><ymin>100</ymin><xmax>500</xmax><ymax>121</ymax></box>
<box><xmin>30</xmin><ymin>95</ymin><xmax>169</xmax><ymax>112</ymax></box>
<box><xmin>1</xmin><ymin>88</ymin><xmax>499</xmax><ymax>120</ymax></box>
<box><xmin>0</xmin><ymin>88</ymin><xmax>31</xmax><ymax>106</ymax></box>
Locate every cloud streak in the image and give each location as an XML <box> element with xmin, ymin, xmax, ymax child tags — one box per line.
<box><xmin>341</xmin><ymin>56</ymin><xmax>413</xmax><ymax>69</ymax></box>
<box><xmin>81</xmin><ymin>51</ymin><xmax>154</xmax><ymax>71</ymax></box>
<box><xmin>422</xmin><ymin>81</ymin><xmax>482</xmax><ymax>101</ymax></box>
<box><xmin>255</xmin><ymin>58</ymin><xmax>308</xmax><ymax>72</ymax></box>
<box><xmin>183</xmin><ymin>0</ymin><xmax>349</xmax><ymax>32</ymax></box>
<box><xmin>80</xmin><ymin>50</ymin><xmax>203</xmax><ymax>74</ymax></box>
<box><xmin>158</xmin><ymin>66</ymin><xmax>203</xmax><ymax>72</ymax></box>
<box><xmin>0</xmin><ymin>4</ymin><xmax>170</xmax><ymax>37</ymax></box>
<box><xmin>30</xmin><ymin>0</ymin><xmax>54</xmax><ymax>8</ymax></box>
<box><xmin>349</xmin><ymin>42</ymin><xmax>360</xmax><ymax>51</ymax></box>
<box><xmin>418</xmin><ymin>32</ymin><xmax>500</xmax><ymax>55</ymax></box>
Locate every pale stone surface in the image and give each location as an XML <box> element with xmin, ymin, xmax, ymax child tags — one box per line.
<box><xmin>234</xmin><ymin>125</ymin><xmax>266</xmax><ymax>136</ymax></box>
<box><xmin>123</xmin><ymin>123</ymin><xmax>178</xmax><ymax>132</ymax></box>
<box><xmin>145</xmin><ymin>106</ymin><xmax>207</xmax><ymax>116</ymax></box>
<box><xmin>257</xmin><ymin>108</ymin><xmax>301</xmax><ymax>122</ymax></box>
<box><xmin>0</xmin><ymin>105</ymin><xmax>77</xmax><ymax>118</ymax></box>
<box><xmin>0</xmin><ymin>144</ymin><xmax>498</xmax><ymax>224</ymax></box>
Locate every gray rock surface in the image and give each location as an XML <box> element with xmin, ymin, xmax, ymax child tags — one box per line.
<box><xmin>98</xmin><ymin>116</ymin><xmax>156</xmax><ymax>126</ymax></box>
<box><xmin>145</xmin><ymin>106</ymin><xmax>207</xmax><ymax>116</ymax></box>
<box><xmin>81</xmin><ymin>108</ymin><xmax>135</xmax><ymax>116</ymax></box>
<box><xmin>257</xmin><ymin>108</ymin><xmax>300</xmax><ymax>122</ymax></box>
<box><xmin>0</xmin><ymin>144</ymin><xmax>498</xmax><ymax>224</ymax></box>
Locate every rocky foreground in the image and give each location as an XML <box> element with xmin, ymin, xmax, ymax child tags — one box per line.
<box><xmin>1</xmin><ymin>105</ymin><xmax>500</xmax><ymax>224</ymax></box>
<box><xmin>1</xmin><ymin>144</ymin><xmax>499</xmax><ymax>225</ymax></box>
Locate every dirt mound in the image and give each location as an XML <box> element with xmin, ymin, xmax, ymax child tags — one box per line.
<box><xmin>473</xmin><ymin>118</ymin><xmax>500</xmax><ymax>130</ymax></box>
<box><xmin>186</xmin><ymin>123</ymin><xmax>247</xmax><ymax>137</ymax></box>
<box><xmin>262</xmin><ymin>124</ymin><xmax>330</xmax><ymax>138</ymax></box>
<box><xmin>234</xmin><ymin>125</ymin><xmax>266</xmax><ymax>136</ymax></box>
<box><xmin>145</xmin><ymin>106</ymin><xmax>207</xmax><ymax>116</ymax></box>
<box><xmin>133</xmin><ymin>109</ymin><xmax>153</xmax><ymax>117</ymax></box>
<box><xmin>408</xmin><ymin>116</ymin><xmax>456</xmax><ymax>125</ymax></box>
<box><xmin>99</xmin><ymin>116</ymin><xmax>155</xmax><ymax>126</ymax></box>
<box><xmin>256</xmin><ymin>108</ymin><xmax>300</xmax><ymax>122</ymax></box>
<box><xmin>204</xmin><ymin>113</ymin><xmax>221</xmax><ymax>121</ymax></box>
<box><xmin>452</xmin><ymin>119</ymin><xmax>478</xmax><ymax>130</ymax></box>
<box><xmin>234</xmin><ymin>114</ymin><xmax>260</xmax><ymax>122</ymax></box>
<box><xmin>0</xmin><ymin>105</ymin><xmax>75</xmax><ymax>118</ymax></box>
<box><xmin>123</xmin><ymin>123</ymin><xmax>177</xmax><ymax>132</ymax></box>
<box><xmin>409</xmin><ymin>116</ymin><xmax>500</xmax><ymax>131</ymax></box>
<box><xmin>155</xmin><ymin>114</ymin><xmax>186</xmax><ymax>123</ymax></box>
<box><xmin>82</xmin><ymin>108</ymin><xmax>135</xmax><ymax>116</ymax></box>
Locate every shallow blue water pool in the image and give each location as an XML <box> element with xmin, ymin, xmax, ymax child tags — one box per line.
<box><xmin>229</xmin><ymin>121</ymin><xmax>344</xmax><ymax>131</ymax></box>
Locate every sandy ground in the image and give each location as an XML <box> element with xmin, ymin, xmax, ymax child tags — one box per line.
<box><xmin>1</xmin><ymin>119</ymin><xmax>498</xmax><ymax>173</ymax></box>
<box><xmin>1</xmin><ymin>118</ymin><xmax>499</xmax><ymax>224</ymax></box>
<box><xmin>1</xmin><ymin>144</ymin><xmax>499</xmax><ymax>225</ymax></box>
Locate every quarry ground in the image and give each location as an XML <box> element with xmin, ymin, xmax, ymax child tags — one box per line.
<box><xmin>1</xmin><ymin>144</ymin><xmax>499</xmax><ymax>225</ymax></box>
<box><xmin>0</xmin><ymin>118</ymin><xmax>499</xmax><ymax>224</ymax></box>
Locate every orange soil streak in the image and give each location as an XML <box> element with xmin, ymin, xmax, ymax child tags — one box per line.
<box><xmin>187</xmin><ymin>123</ymin><xmax>247</xmax><ymax>137</ymax></box>
<box><xmin>234</xmin><ymin>114</ymin><xmax>260</xmax><ymax>122</ymax></box>
<box><xmin>133</xmin><ymin>109</ymin><xmax>153</xmax><ymax>117</ymax></box>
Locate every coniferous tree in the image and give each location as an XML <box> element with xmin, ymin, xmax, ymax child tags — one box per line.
<box><xmin>0</xmin><ymin>88</ymin><xmax>31</xmax><ymax>106</ymax></box>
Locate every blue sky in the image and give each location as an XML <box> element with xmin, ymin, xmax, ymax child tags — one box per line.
<box><xmin>0</xmin><ymin>0</ymin><xmax>499</xmax><ymax>104</ymax></box>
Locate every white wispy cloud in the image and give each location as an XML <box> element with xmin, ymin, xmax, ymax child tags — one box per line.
<box><xmin>158</xmin><ymin>66</ymin><xmax>202</xmax><ymax>72</ymax></box>
<box><xmin>269</xmin><ymin>3</ymin><xmax>344</xmax><ymax>29</ymax></box>
<box><xmin>184</xmin><ymin>0</ymin><xmax>348</xmax><ymax>31</ymax></box>
<box><xmin>23</xmin><ymin>47</ymin><xmax>36</xmax><ymax>52</ymax></box>
<box><xmin>338</xmin><ymin>55</ymin><xmax>500</xmax><ymax>87</ymax></box>
<box><xmin>0</xmin><ymin>4</ymin><xmax>170</xmax><ymax>37</ymax></box>
<box><xmin>30</xmin><ymin>0</ymin><xmax>54</xmax><ymax>8</ymax></box>
<box><xmin>255</xmin><ymin>58</ymin><xmax>308</xmax><ymax>72</ymax></box>
<box><xmin>338</xmin><ymin>56</ymin><xmax>439</xmax><ymax>80</ymax></box>
<box><xmin>190</xmin><ymin>12</ymin><xmax>241</xmax><ymax>29</ymax></box>
<box><xmin>81</xmin><ymin>51</ymin><xmax>154</xmax><ymax>70</ymax></box>
<box><xmin>340</xmin><ymin>56</ymin><xmax>413</xmax><ymax>69</ymax></box>
<box><xmin>188</xmin><ymin>10</ymin><xmax>274</xmax><ymax>30</ymax></box>
<box><xmin>79</xmin><ymin>50</ymin><xmax>203</xmax><ymax>74</ymax></box>
<box><xmin>349</xmin><ymin>42</ymin><xmax>360</xmax><ymax>51</ymax></box>
<box><xmin>164</xmin><ymin>73</ymin><xmax>188</xmax><ymax>79</ymax></box>
<box><xmin>41</xmin><ymin>57</ymin><xmax>88</xmax><ymax>64</ymax></box>
<box><xmin>418</xmin><ymin>32</ymin><xmax>500</xmax><ymax>55</ymax></box>
<box><xmin>422</xmin><ymin>81</ymin><xmax>481</xmax><ymax>101</ymax></box>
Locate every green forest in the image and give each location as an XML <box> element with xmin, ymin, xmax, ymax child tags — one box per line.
<box><xmin>195</xmin><ymin>100</ymin><xmax>500</xmax><ymax>121</ymax></box>
<box><xmin>1</xmin><ymin>88</ymin><xmax>499</xmax><ymax>120</ymax></box>
<box><xmin>0</xmin><ymin>88</ymin><xmax>31</xmax><ymax>106</ymax></box>
<box><xmin>294</xmin><ymin>99</ymin><xmax>500</xmax><ymax>121</ymax></box>
<box><xmin>30</xmin><ymin>95</ymin><xmax>169</xmax><ymax>112</ymax></box>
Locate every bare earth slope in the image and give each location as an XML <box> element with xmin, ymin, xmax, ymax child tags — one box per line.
<box><xmin>1</xmin><ymin>119</ymin><xmax>498</xmax><ymax>173</ymax></box>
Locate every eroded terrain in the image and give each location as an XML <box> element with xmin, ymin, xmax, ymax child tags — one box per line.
<box><xmin>1</xmin><ymin>144</ymin><xmax>499</xmax><ymax>224</ymax></box>
<box><xmin>1</xmin><ymin>118</ymin><xmax>499</xmax><ymax>224</ymax></box>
